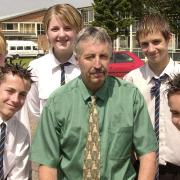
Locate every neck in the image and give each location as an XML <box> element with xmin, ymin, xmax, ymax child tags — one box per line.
<box><xmin>53</xmin><ymin>48</ymin><xmax>72</xmax><ymax>64</ymax></box>
<box><xmin>148</xmin><ymin>59</ymin><xmax>169</xmax><ymax>76</ymax></box>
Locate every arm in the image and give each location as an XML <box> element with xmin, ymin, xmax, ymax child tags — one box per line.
<box><xmin>138</xmin><ymin>152</ymin><xmax>157</xmax><ymax>180</ymax></box>
<box><xmin>39</xmin><ymin>165</ymin><xmax>57</xmax><ymax>180</ymax></box>
<box><xmin>27</xmin><ymin>81</ymin><xmax>41</xmax><ymax>121</ymax></box>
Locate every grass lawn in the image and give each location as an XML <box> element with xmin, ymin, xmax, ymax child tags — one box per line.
<box><xmin>7</xmin><ymin>58</ymin><xmax>34</xmax><ymax>68</ymax></box>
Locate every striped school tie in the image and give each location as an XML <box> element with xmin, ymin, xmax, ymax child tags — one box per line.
<box><xmin>60</xmin><ymin>62</ymin><xmax>71</xmax><ymax>86</ymax></box>
<box><xmin>150</xmin><ymin>73</ymin><xmax>168</xmax><ymax>180</ymax></box>
<box><xmin>0</xmin><ymin>122</ymin><xmax>6</xmax><ymax>180</ymax></box>
<box><xmin>83</xmin><ymin>96</ymin><xmax>100</xmax><ymax>180</ymax></box>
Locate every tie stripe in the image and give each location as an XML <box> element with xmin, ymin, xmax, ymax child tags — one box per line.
<box><xmin>0</xmin><ymin>122</ymin><xmax>6</xmax><ymax>180</ymax></box>
<box><xmin>150</xmin><ymin>74</ymin><xmax>168</xmax><ymax>180</ymax></box>
<box><xmin>60</xmin><ymin>62</ymin><xmax>71</xmax><ymax>86</ymax></box>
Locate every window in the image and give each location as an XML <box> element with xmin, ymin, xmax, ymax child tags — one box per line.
<box><xmin>33</xmin><ymin>46</ymin><xmax>38</xmax><ymax>50</ymax></box>
<box><xmin>37</xmin><ymin>23</ymin><xmax>45</xmax><ymax>35</ymax></box>
<box><xmin>24</xmin><ymin>46</ymin><xmax>31</xmax><ymax>50</ymax></box>
<box><xmin>10</xmin><ymin>46</ymin><xmax>16</xmax><ymax>50</ymax></box>
<box><xmin>113</xmin><ymin>53</ymin><xmax>133</xmax><ymax>63</ymax></box>
<box><xmin>81</xmin><ymin>9</ymin><xmax>94</xmax><ymax>25</ymax></box>
<box><xmin>3</xmin><ymin>23</ymin><xmax>18</xmax><ymax>31</ymax></box>
<box><xmin>17</xmin><ymin>46</ymin><xmax>23</xmax><ymax>50</ymax></box>
<box><xmin>20</xmin><ymin>23</ymin><xmax>35</xmax><ymax>33</ymax></box>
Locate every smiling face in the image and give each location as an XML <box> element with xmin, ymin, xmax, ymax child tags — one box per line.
<box><xmin>0</xmin><ymin>73</ymin><xmax>31</xmax><ymax>120</ymax></box>
<box><xmin>46</xmin><ymin>15</ymin><xmax>77</xmax><ymax>59</ymax></box>
<box><xmin>139</xmin><ymin>31</ymin><xmax>171</xmax><ymax>68</ymax></box>
<box><xmin>76</xmin><ymin>39</ymin><xmax>111</xmax><ymax>93</ymax></box>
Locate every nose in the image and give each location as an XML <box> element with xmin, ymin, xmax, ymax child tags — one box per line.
<box><xmin>11</xmin><ymin>94</ymin><xmax>19</xmax><ymax>104</ymax></box>
<box><xmin>59</xmin><ymin>28</ymin><xmax>66</xmax><ymax>37</ymax></box>
<box><xmin>147</xmin><ymin>43</ymin><xmax>155</xmax><ymax>52</ymax></box>
<box><xmin>93</xmin><ymin>57</ymin><xmax>102</xmax><ymax>69</ymax></box>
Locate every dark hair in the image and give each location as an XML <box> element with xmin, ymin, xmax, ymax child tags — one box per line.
<box><xmin>0</xmin><ymin>61</ymin><xmax>33</xmax><ymax>84</ymax></box>
<box><xmin>167</xmin><ymin>74</ymin><xmax>180</xmax><ymax>98</ymax></box>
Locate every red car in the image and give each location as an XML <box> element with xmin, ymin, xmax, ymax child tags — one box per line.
<box><xmin>108</xmin><ymin>51</ymin><xmax>144</xmax><ymax>78</ymax></box>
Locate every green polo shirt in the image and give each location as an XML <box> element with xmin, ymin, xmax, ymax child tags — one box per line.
<box><xmin>30</xmin><ymin>76</ymin><xmax>157</xmax><ymax>180</ymax></box>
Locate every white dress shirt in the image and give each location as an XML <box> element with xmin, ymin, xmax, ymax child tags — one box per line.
<box><xmin>27</xmin><ymin>49</ymin><xmax>80</xmax><ymax>121</ymax></box>
<box><xmin>124</xmin><ymin>59</ymin><xmax>180</xmax><ymax>166</ymax></box>
<box><xmin>0</xmin><ymin>116</ymin><xmax>31</xmax><ymax>180</ymax></box>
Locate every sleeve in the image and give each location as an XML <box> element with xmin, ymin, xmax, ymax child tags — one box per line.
<box><xmin>27</xmin><ymin>63</ymin><xmax>41</xmax><ymax>121</ymax></box>
<box><xmin>15</xmin><ymin>100</ymin><xmax>31</xmax><ymax>142</ymax></box>
<box><xmin>133</xmin><ymin>88</ymin><xmax>157</xmax><ymax>156</ymax></box>
<box><xmin>29</xmin><ymin>100</ymin><xmax>60</xmax><ymax>168</ymax></box>
<box><xmin>27</xmin><ymin>81</ymin><xmax>40</xmax><ymax>121</ymax></box>
<box><xmin>7</xmin><ymin>133</ymin><xmax>32</xmax><ymax>180</ymax></box>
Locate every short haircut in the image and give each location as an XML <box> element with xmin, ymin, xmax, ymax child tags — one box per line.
<box><xmin>136</xmin><ymin>13</ymin><xmax>170</xmax><ymax>43</ymax></box>
<box><xmin>73</xmin><ymin>26</ymin><xmax>113</xmax><ymax>59</ymax></box>
<box><xmin>0</xmin><ymin>31</ymin><xmax>7</xmax><ymax>55</ymax></box>
<box><xmin>167</xmin><ymin>74</ymin><xmax>180</xmax><ymax>98</ymax></box>
<box><xmin>43</xmin><ymin>4</ymin><xmax>83</xmax><ymax>33</ymax></box>
<box><xmin>0</xmin><ymin>61</ymin><xmax>33</xmax><ymax>84</ymax></box>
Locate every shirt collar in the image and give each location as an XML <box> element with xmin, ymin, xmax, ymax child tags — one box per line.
<box><xmin>145</xmin><ymin>58</ymin><xmax>174</xmax><ymax>83</ymax></box>
<box><xmin>78</xmin><ymin>76</ymin><xmax>109</xmax><ymax>102</ymax></box>
<box><xmin>49</xmin><ymin>48</ymin><xmax>78</xmax><ymax>71</ymax></box>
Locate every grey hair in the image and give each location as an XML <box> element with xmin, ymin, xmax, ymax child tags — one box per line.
<box><xmin>73</xmin><ymin>26</ymin><xmax>113</xmax><ymax>58</ymax></box>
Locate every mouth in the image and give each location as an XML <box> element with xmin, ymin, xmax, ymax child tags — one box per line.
<box><xmin>6</xmin><ymin>104</ymin><xmax>18</xmax><ymax>111</ymax></box>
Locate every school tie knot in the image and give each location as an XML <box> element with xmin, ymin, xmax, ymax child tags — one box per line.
<box><xmin>60</xmin><ymin>62</ymin><xmax>71</xmax><ymax>85</ymax></box>
<box><xmin>150</xmin><ymin>74</ymin><xmax>168</xmax><ymax>97</ymax></box>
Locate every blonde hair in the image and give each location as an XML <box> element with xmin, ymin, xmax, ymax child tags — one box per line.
<box><xmin>43</xmin><ymin>4</ymin><xmax>83</xmax><ymax>33</ymax></box>
<box><xmin>0</xmin><ymin>31</ymin><xmax>7</xmax><ymax>55</ymax></box>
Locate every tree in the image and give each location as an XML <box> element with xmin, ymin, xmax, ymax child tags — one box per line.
<box><xmin>92</xmin><ymin>0</ymin><xmax>180</xmax><ymax>40</ymax></box>
<box><xmin>92</xmin><ymin>0</ymin><xmax>144</xmax><ymax>40</ymax></box>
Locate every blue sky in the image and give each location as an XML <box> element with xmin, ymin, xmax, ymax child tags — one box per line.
<box><xmin>0</xmin><ymin>0</ymin><xmax>93</xmax><ymax>20</ymax></box>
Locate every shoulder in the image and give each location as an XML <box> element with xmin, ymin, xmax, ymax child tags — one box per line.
<box><xmin>47</xmin><ymin>77</ymin><xmax>80</xmax><ymax>104</ymax></box>
<box><xmin>124</xmin><ymin>65</ymin><xmax>145</xmax><ymax>79</ymax></box>
<box><xmin>29</xmin><ymin>53</ymin><xmax>51</xmax><ymax>68</ymax></box>
<box><xmin>7</xmin><ymin>116</ymin><xmax>30</xmax><ymax>143</ymax></box>
<box><xmin>108</xmin><ymin>76</ymin><xmax>140</xmax><ymax>93</ymax></box>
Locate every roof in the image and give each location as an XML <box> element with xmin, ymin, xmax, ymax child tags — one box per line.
<box><xmin>0</xmin><ymin>0</ymin><xmax>93</xmax><ymax>20</ymax></box>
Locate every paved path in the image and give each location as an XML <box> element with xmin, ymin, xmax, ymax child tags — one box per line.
<box><xmin>30</xmin><ymin>118</ymin><xmax>38</xmax><ymax>180</ymax></box>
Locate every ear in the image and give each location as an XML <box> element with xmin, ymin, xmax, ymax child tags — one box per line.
<box><xmin>75</xmin><ymin>56</ymin><xmax>79</xmax><ymax>65</ymax></box>
<box><xmin>167</xmin><ymin>32</ymin><xmax>172</xmax><ymax>43</ymax></box>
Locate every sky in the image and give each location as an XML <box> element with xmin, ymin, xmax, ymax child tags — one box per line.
<box><xmin>0</xmin><ymin>0</ymin><xmax>93</xmax><ymax>20</ymax></box>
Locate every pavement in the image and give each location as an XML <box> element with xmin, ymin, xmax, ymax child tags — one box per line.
<box><xmin>30</xmin><ymin>118</ymin><xmax>38</xmax><ymax>180</ymax></box>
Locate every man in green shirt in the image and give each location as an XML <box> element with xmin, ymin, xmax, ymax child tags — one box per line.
<box><xmin>30</xmin><ymin>26</ymin><xmax>157</xmax><ymax>180</ymax></box>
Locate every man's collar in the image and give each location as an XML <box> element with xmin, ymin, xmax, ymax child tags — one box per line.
<box><xmin>79</xmin><ymin>76</ymin><xmax>109</xmax><ymax>102</ymax></box>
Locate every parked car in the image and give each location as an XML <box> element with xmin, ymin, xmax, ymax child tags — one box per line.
<box><xmin>108</xmin><ymin>51</ymin><xmax>144</xmax><ymax>78</ymax></box>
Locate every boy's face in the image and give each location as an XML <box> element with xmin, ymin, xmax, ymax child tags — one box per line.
<box><xmin>168</xmin><ymin>93</ymin><xmax>180</xmax><ymax>130</ymax></box>
<box><xmin>0</xmin><ymin>73</ymin><xmax>31</xmax><ymax>120</ymax></box>
<box><xmin>138</xmin><ymin>31</ymin><xmax>171</xmax><ymax>67</ymax></box>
